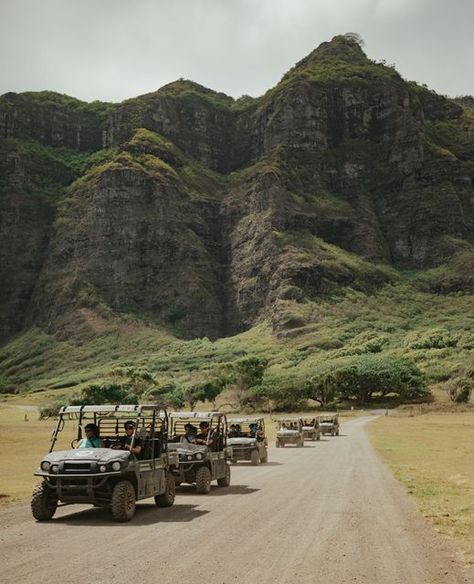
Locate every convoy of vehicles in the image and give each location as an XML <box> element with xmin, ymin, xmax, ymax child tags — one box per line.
<box><xmin>227</xmin><ymin>417</ymin><xmax>268</xmax><ymax>464</ymax></box>
<box><xmin>167</xmin><ymin>412</ymin><xmax>231</xmax><ymax>494</ymax></box>
<box><xmin>32</xmin><ymin>405</ymin><xmax>342</xmax><ymax>521</ymax></box>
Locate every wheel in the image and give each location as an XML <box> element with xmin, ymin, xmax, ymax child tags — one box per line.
<box><xmin>195</xmin><ymin>466</ymin><xmax>212</xmax><ymax>494</ymax></box>
<box><xmin>31</xmin><ymin>482</ymin><xmax>58</xmax><ymax>521</ymax></box>
<box><xmin>217</xmin><ymin>463</ymin><xmax>231</xmax><ymax>487</ymax></box>
<box><xmin>250</xmin><ymin>449</ymin><xmax>260</xmax><ymax>466</ymax></box>
<box><xmin>155</xmin><ymin>474</ymin><xmax>175</xmax><ymax>507</ymax></box>
<box><xmin>111</xmin><ymin>480</ymin><xmax>136</xmax><ymax>522</ymax></box>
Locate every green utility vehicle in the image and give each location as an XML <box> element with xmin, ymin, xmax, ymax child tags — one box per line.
<box><xmin>168</xmin><ymin>412</ymin><xmax>231</xmax><ymax>494</ymax></box>
<box><xmin>227</xmin><ymin>417</ymin><xmax>268</xmax><ymax>465</ymax></box>
<box><xmin>320</xmin><ymin>414</ymin><xmax>340</xmax><ymax>436</ymax></box>
<box><xmin>275</xmin><ymin>417</ymin><xmax>304</xmax><ymax>448</ymax></box>
<box><xmin>302</xmin><ymin>417</ymin><xmax>321</xmax><ymax>441</ymax></box>
<box><xmin>32</xmin><ymin>405</ymin><xmax>178</xmax><ymax>522</ymax></box>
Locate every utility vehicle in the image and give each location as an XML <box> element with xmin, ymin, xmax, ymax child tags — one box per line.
<box><xmin>167</xmin><ymin>412</ymin><xmax>231</xmax><ymax>494</ymax></box>
<box><xmin>32</xmin><ymin>404</ymin><xmax>178</xmax><ymax>522</ymax></box>
<box><xmin>302</xmin><ymin>417</ymin><xmax>321</xmax><ymax>441</ymax></box>
<box><xmin>227</xmin><ymin>417</ymin><xmax>268</xmax><ymax>465</ymax></box>
<box><xmin>275</xmin><ymin>417</ymin><xmax>304</xmax><ymax>448</ymax></box>
<box><xmin>319</xmin><ymin>414</ymin><xmax>340</xmax><ymax>436</ymax></box>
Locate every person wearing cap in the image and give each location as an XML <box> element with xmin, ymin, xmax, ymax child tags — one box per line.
<box><xmin>77</xmin><ymin>423</ymin><xmax>103</xmax><ymax>448</ymax></box>
<box><xmin>194</xmin><ymin>421</ymin><xmax>215</xmax><ymax>446</ymax></box>
<box><xmin>114</xmin><ymin>420</ymin><xmax>143</xmax><ymax>456</ymax></box>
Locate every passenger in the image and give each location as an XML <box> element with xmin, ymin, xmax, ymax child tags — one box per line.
<box><xmin>194</xmin><ymin>421</ymin><xmax>215</xmax><ymax>446</ymax></box>
<box><xmin>112</xmin><ymin>420</ymin><xmax>143</xmax><ymax>456</ymax></box>
<box><xmin>182</xmin><ymin>423</ymin><xmax>198</xmax><ymax>444</ymax></box>
<box><xmin>228</xmin><ymin>424</ymin><xmax>240</xmax><ymax>438</ymax></box>
<box><xmin>77</xmin><ymin>423</ymin><xmax>103</xmax><ymax>448</ymax></box>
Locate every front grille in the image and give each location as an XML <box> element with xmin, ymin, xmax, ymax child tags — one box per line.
<box><xmin>63</xmin><ymin>462</ymin><xmax>92</xmax><ymax>473</ymax></box>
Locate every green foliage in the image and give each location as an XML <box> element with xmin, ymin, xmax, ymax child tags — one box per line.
<box><xmin>70</xmin><ymin>383</ymin><xmax>138</xmax><ymax>405</ymax></box>
<box><xmin>405</xmin><ymin>328</ymin><xmax>459</xmax><ymax>350</ymax></box>
<box><xmin>445</xmin><ymin>377</ymin><xmax>473</xmax><ymax>403</ymax></box>
<box><xmin>336</xmin><ymin>331</ymin><xmax>389</xmax><ymax>357</ymax></box>
<box><xmin>319</xmin><ymin>354</ymin><xmax>429</xmax><ymax>404</ymax></box>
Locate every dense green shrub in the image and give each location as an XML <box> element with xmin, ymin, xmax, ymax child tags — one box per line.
<box><xmin>405</xmin><ymin>328</ymin><xmax>458</xmax><ymax>350</ymax></box>
<box><xmin>445</xmin><ymin>377</ymin><xmax>473</xmax><ymax>403</ymax></box>
<box><xmin>305</xmin><ymin>354</ymin><xmax>429</xmax><ymax>405</ymax></box>
<box><xmin>69</xmin><ymin>383</ymin><xmax>138</xmax><ymax>405</ymax></box>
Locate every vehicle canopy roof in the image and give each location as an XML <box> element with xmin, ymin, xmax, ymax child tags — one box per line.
<box><xmin>169</xmin><ymin>411</ymin><xmax>224</xmax><ymax>421</ymax></box>
<box><xmin>275</xmin><ymin>417</ymin><xmax>302</xmax><ymax>422</ymax></box>
<box><xmin>320</xmin><ymin>413</ymin><xmax>338</xmax><ymax>420</ymax></box>
<box><xmin>228</xmin><ymin>417</ymin><xmax>264</xmax><ymax>424</ymax></box>
<box><xmin>60</xmin><ymin>404</ymin><xmax>166</xmax><ymax>415</ymax></box>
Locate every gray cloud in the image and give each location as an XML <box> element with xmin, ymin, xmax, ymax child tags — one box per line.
<box><xmin>0</xmin><ymin>0</ymin><xmax>472</xmax><ymax>103</ymax></box>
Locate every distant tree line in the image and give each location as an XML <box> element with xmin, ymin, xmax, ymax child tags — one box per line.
<box><xmin>39</xmin><ymin>353</ymin><xmax>434</xmax><ymax>419</ymax></box>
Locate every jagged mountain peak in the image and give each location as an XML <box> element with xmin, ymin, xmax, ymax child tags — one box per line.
<box><xmin>295</xmin><ymin>34</ymin><xmax>368</xmax><ymax>71</ymax></box>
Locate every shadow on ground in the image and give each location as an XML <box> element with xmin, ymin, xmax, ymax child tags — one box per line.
<box><xmin>176</xmin><ymin>484</ymin><xmax>260</xmax><ymax>497</ymax></box>
<box><xmin>48</xmin><ymin>503</ymin><xmax>209</xmax><ymax>526</ymax></box>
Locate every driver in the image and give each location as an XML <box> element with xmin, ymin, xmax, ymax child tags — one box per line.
<box><xmin>194</xmin><ymin>421</ymin><xmax>215</xmax><ymax>446</ymax></box>
<box><xmin>112</xmin><ymin>420</ymin><xmax>143</xmax><ymax>456</ymax></box>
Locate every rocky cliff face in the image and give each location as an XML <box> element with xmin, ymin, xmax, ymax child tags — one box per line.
<box><xmin>1</xmin><ymin>35</ymin><xmax>473</xmax><ymax>343</ymax></box>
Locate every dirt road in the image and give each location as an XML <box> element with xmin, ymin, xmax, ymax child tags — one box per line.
<box><xmin>1</xmin><ymin>416</ymin><xmax>472</xmax><ymax>584</ymax></box>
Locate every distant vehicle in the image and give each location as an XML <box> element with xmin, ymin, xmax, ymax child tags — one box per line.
<box><xmin>302</xmin><ymin>417</ymin><xmax>321</xmax><ymax>441</ymax></box>
<box><xmin>32</xmin><ymin>405</ymin><xmax>178</xmax><ymax>522</ymax></box>
<box><xmin>167</xmin><ymin>412</ymin><xmax>231</xmax><ymax>494</ymax></box>
<box><xmin>275</xmin><ymin>417</ymin><xmax>304</xmax><ymax>448</ymax></box>
<box><xmin>227</xmin><ymin>417</ymin><xmax>268</xmax><ymax>465</ymax></box>
<box><xmin>319</xmin><ymin>414</ymin><xmax>340</xmax><ymax>436</ymax></box>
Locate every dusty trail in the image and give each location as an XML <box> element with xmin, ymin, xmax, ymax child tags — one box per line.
<box><xmin>1</xmin><ymin>416</ymin><xmax>472</xmax><ymax>584</ymax></box>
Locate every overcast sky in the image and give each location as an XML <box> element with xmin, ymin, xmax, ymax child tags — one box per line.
<box><xmin>0</xmin><ymin>0</ymin><xmax>472</xmax><ymax>103</ymax></box>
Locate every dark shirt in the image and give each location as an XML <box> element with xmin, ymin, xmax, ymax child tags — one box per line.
<box><xmin>119</xmin><ymin>435</ymin><xmax>143</xmax><ymax>451</ymax></box>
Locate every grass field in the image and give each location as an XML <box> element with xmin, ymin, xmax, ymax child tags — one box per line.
<box><xmin>368</xmin><ymin>412</ymin><xmax>474</xmax><ymax>565</ymax></box>
<box><xmin>0</xmin><ymin>406</ymin><xmax>75</xmax><ymax>506</ymax></box>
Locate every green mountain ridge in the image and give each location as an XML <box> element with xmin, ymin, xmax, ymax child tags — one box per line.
<box><xmin>0</xmin><ymin>34</ymin><xmax>473</xmax><ymax>401</ymax></box>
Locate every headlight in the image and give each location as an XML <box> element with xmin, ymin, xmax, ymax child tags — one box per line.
<box><xmin>41</xmin><ymin>461</ymin><xmax>51</xmax><ymax>472</ymax></box>
<box><xmin>195</xmin><ymin>453</ymin><xmax>203</xmax><ymax>460</ymax></box>
<box><xmin>99</xmin><ymin>465</ymin><xmax>107</xmax><ymax>472</ymax></box>
<box><xmin>187</xmin><ymin>455</ymin><xmax>193</xmax><ymax>461</ymax></box>
<box><xmin>51</xmin><ymin>465</ymin><xmax>59</xmax><ymax>473</ymax></box>
<box><xmin>111</xmin><ymin>461</ymin><xmax>121</xmax><ymax>471</ymax></box>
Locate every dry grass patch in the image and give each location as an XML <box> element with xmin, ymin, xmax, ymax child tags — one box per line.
<box><xmin>0</xmin><ymin>406</ymin><xmax>74</xmax><ymax>505</ymax></box>
<box><xmin>368</xmin><ymin>412</ymin><xmax>474</xmax><ymax>564</ymax></box>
